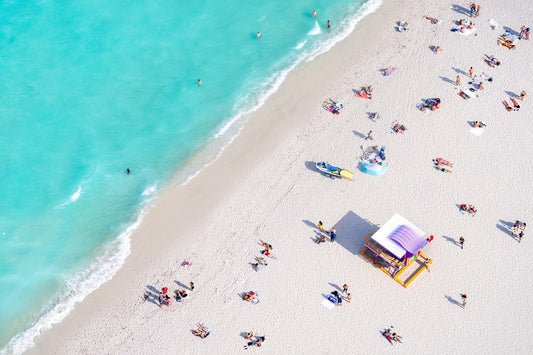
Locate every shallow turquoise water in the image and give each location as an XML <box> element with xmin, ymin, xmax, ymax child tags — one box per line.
<box><xmin>0</xmin><ymin>0</ymin><xmax>381</xmax><ymax>352</ymax></box>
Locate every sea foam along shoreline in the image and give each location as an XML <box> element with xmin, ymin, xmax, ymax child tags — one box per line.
<box><xmin>2</xmin><ymin>1</ymin><xmax>384</xmax><ymax>354</ymax></box>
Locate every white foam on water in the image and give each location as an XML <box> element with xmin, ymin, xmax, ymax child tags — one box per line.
<box><xmin>295</xmin><ymin>39</ymin><xmax>307</xmax><ymax>49</ymax></box>
<box><xmin>308</xmin><ymin>21</ymin><xmax>322</xmax><ymax>35</ymax></box>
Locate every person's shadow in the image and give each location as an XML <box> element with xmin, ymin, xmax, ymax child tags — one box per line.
<box><xmin>503</xmin><ymin>26</ymin><xmax>519</xmax><ymax>36</ymax></box>
<box><xmin>441</xmin><ymin>235</ymin><xmax>458</xmax><ymax>246</ymax></box>
<box><xmin>451</xmin><ymin>67</ymin><xmax>467</xmax><ymax>76</ymax></box>
<box><xmin>451</xmin><ymin>4</ymin><xmax>470</xmax><ymax>16</ymax></box>
<box><xmin>496</xmin><ymin>219</ymin><xmax>519</xmax><ymax>240</ymax></box>
<box><xmin>445</xmin><ymin>295</ymin><xmax>462</xmax><ymax>307</ymax></box>
<box><xmin>145</xmin><ymin>285</ymin><xmax>161</xmax><ymax>306</ymax></box>
<box><xmin>328</xmin><ymin>282</ymin><xmax>342</xmax><ymax>291</ymax></box>
<box><xmin>505</xmin><ymin>91</ymin><xmax>519</xmax><ymax>98</ymax></box>
<box><xmin>439</xmin><ymin>76</ymin><xmax>456</xmax><ymax>85</ymax></box>
<box><xmin>353</xmin><ymin>130</ymin><xmax>366</xmax><ymax>138</ymax></box>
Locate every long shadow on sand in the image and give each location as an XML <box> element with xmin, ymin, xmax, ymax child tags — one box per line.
<box><xmin>503</xmin><ymin>26</ymin><xmax>520</xmax><ymax>36</ymax></box>
<box><xmin>451</xmin><ymin>67</ymin><xmax>467</xmax><ymax>76</ymax></box>
<box><xmin>445</xmin><ymin>295</ymin><xmax>462</xmax><ymax>308</ymax></box>
<box><xmin>496</xmin><ymin>219</ymin><xmax>518</xmax><ymax>241</ymax></box>
<box><xmin>441</xmin><ymin>235</ymin><xmax>458</xmax><ymax>246</ymax></box>
<box><xmin>439</xmin><ymin>76</ymin><xmax>456</xmax><ymax>85</ymax></box>
<box><xmin>451</xmin><ymin>4</ymin><xmax>470</xmax><ymax>16</ymax></box>
<box><xmin>330</xmin><ymin>211</ymin><xmax>378</xmax><ymax>255</ymax></box>
<box><xmin>504</xmin><ymin>90</ymin><xmax>519</xmax><ymax>98</ymax></box>
<box><xmin>145</xmin><ymin>285</ymin><xmax>162</xmax><ymax>307</ymax></box>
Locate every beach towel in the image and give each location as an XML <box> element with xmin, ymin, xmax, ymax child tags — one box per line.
<box><xmin>250</xmin><ymin>298</ymin><xmax>260</xmax><ymax>305</ymax></box>
<box><xmin>469</xmin><ymin>127</ymin><xmax>485</xmax><ymax>136</ymax></box>
<box><xmin>322</xmin><ymin>298</ymin><xmax>335</xmax><ymax>309</ymax></box>
<box><xmin>453</xmin><ymin>26</ymin><xmax>476</xmax><ymax>35</ymax></box>
<box><xmin>459</xmin><ymin>91</ymin><xmax>470</xmax><ymax>100</ymax></box>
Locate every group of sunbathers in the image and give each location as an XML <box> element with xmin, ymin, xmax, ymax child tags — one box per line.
<box><xmin>323</xmin><ymin>99</ymin><xmax>344</xmax><ymax>115</ymax></box>
<box><xmin>382</xmin><ymin>328</ymin><xmax>403</xmax><ymax>345</ymax></box>
<box><xmin>252</xmin><ymin>240</ymin><xmax>275</xmax><ymax>270</ymax></box>
<box><xmin>502</xmin><ymin>97</ymin><xmax>520</xmax><ymax>112</ymax></box>
<box><xmin>433</xmin><ymin>157</ymin><xmax>453</xmax><ymax>173</ymax></box>
<box><xmin>420</xmin><ymin>98</ymin><xmax>441</xmax><ymax>111</ymax></box>
<box><xmin>452</xmin><ymin>19</ymin><xmax>475</xmax><ymax>33</ymax></box>
<box><xmin>498</xmin><ymin>36</ymin><xmax>515</xmax><ymax>50</ymax></box>
<box><xmin>460</xmin><ymin>204</ymin><xmax>477</xmax><ymax>216</ymax></box>
<box><xmin>158</xmin><ymin>286</ymin><xmax>190</xmax><ymax>306</ymax></box>
<box><xmin>357</xmin><ymin>86</ymin><xmax>373</xmax><ymax>99</ymax></box>
<box><xmin>242</xmin><ymin>291</ymin><xmax>256</xmax><ymax>301</ymax></box>
<box><xmin>393</xmin><ymin>123</ymin><xmax>406</xmax><ymax>134</ymax></box>
<box><xmin>483</xmin><ymin>54</ymin><xmax>500</xmax><ymax>67</ymax></box>
<box><xmin>244</xmin><ymin>333</ymin><xmax>265</xmax><ymax>349</ymax></box>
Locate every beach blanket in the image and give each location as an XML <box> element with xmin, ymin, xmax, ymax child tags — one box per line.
<box><xmin>469</xmin><ymin>127</ymin><xmax>485</xmax><ymax>136</ymax></box>
<box><xmin>322</xmin><ymin>298</ymin><xmax>335</xmax><ymax>309</ymax></box>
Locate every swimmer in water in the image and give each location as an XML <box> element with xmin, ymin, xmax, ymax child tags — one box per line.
<box><xmin>198</xmin><ymin>79</ymin><xmax>202</xmax><ymax>86</ymax></box>
<box><xmin>327</xmin><ymin>20</ymin><xmax>331</xmax><ymax>31</ymax></box>
<box><xmin>257</xmin><ymin>32</ymin><xmax>261</xmax><ymax>39</ymax></box>
<box><xmin>126</xmin><ymin>168</ymin><xmax>130</xmax><ymax>174</ymax></box>
<box><xmin>312</xmin><ymin>10</ymin><xmax>317</xmax><ymax>18</ymax></box>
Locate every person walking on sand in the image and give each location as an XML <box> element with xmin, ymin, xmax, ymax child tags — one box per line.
<box><xmin>456</xmin><ymin>75</ymin><xmax>461</xmax><ymax>86</ymax></box>
<box><xmin>469</xmin><ymin>67</ymin><xmax>473</xmax><ymax>78</ymax></box>
<box><xmin>365</xmin><ymin>130</ymin><xmax>373</xmax><ymax>140</ymax></box>
<box><xmin>327</xmin><ymin>20</ymin><xmax>331</xmax><ymax>32</ymax></box>
<box><xmin>469</xmin><ymin>4</ymin><xmax>476</xmax><ymax>18</ymax></box>
<box><xmin>459</xmin><ymin>236</ymin><xmax>465</xmax><ymax>249</ymax></box>
<box><xmin>312</xmin><ymin>10</ymin><xmax>317</xmax><ymax>18</ymax></box>
<box><xmin>330</xmin><ymin>228</ymin><xmax>337</xmax><ymax>242</ymax></box>
<box><xmin>342</xmin><ymin>284</ymin><xmax>349</xmax><ymax>295</ymax></box>
<box><xmin>461</xmin><ymin>294</ymin><xmax>468</xmax><ymax>308</ymax></box>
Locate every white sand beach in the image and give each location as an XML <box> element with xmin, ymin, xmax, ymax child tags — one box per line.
<box><xmin>28</xmin><ymin>0</ymin><xmax>533</xmax><ymax>353</ymax></box>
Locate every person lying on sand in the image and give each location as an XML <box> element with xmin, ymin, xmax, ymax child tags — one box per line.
<box><xmin>243</xmin><ymin>291</ymin><xmax>255</xmax><ymax>301</ymax></box>
<box><xmin>484</xmin><ymin>54</ymin><xmax>500</xmax><ymax>67</ymax></box>
<box><xmin>430</xmin><ymin>45</ymin><xmax>442</xmax><ymax>54</ymax></box>
<box><xmin>393</xmin><ymin>123</ymin><xmax>406</xmax><ymax>134</ymax></box>
<box><xmin>258</xmin><ymin>240</ymin><xmax>273</xmax><ymax>250</ymax></box>
<box><xmin>391</xmin><ymin>330</ymin><xmax>403</xmax><ymax>343</ymax></box>
<box><xmin>435</xmin><ymin>158</ymin><xmax>453</xmax><ymax>167</ymax></box>
<box><xmin>424</xmin><ymin>16</ymin><xmax>440</xmax><ymax>24</ymax></box>
<box><xmin>357</xmin><ymin>86</ymin><xmax>373</xmax><ymax>99</ymax></box>
<box><xmin>245</xmin><ymin>332</ymin><xmax>254</xmax><ymax>340</ymax></box>
<box><xmin>510</xmin><ymin>97</ymin><xmax>520</xmax><ymax>109</ymax></box>
<box><xmin>192</xmin><ymin>323</ymin><xmax>211</xmax><ymax>338</ymax></box>
<box><xmin>315</xmin><ymin>235</ymin><xmax>327</xmax><ymax>244</ymax></box>
<box><xmin>472</xmin><ymin>121</ymin><xmax>486</xmax><ymax>128</ymax></box>
<box><xmin>502</xmin><ymin>100</ymin><xmax>513</xmax><ymax>112</ymax></box>
<box><xmin>382</xmin><ymin>329</ymin><xmax>395</xmax><ymax>345</ymax></box>
<box><xmin>435</xmin><ymin>165</ymin><xmax>452</xmax><ymax>173</ymax></box>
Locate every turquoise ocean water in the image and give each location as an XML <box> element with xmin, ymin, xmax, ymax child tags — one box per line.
<box><xmin>0</xmin><ymin>0</ymin><xmax>382</xmax><ymax>352</ymax></box>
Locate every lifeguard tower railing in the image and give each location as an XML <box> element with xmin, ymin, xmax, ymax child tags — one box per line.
<box><xmin>361</xmin><ymin>230</ymin><xmax>430</xmax><ymax>288</ymax></box>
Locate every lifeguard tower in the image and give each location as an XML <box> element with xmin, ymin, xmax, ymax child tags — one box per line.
<box><xmin>360</xmin><ymin>214</ymin><xmax>432</xmax><ymax>287</ymax></box>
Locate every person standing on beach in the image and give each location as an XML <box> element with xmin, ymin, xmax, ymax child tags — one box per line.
<box><xmin>518</xmin><ymin>231</ymin><xmax>524</xmax><ymax>243</ymax></box>
<box><xmin>520</xmin><ymin>91</ymin><xmax>526</xmax><ymax>101</ymax></box>
<box><xmin>459</xmin><ymin>237</ymin><xmax>465</xmax><ymax>249</ymax></box>
<box><xmin>190</xmin><ymin>282</ymin><xmax>195</xmax><ymax>291</ymax></box>
<box><xmin>342</xmin><ymin>284</ymin><xmax>349</xmax><ymax>295</ymax></box>
<box><xmin>461</xmin><ymin>294</ymin><xmax>468</xmax><ymax>308</ymax></box>
<box><xmin>312</xmin><ymin>10</ymin><xmax>317</xmax><ymax>18</ymax></box>
<box><xmin>475</xmin><ymin>5</ymin><xmax>480</xmax><ymax>18</ymax></box>
<box><xmin>347</xmin><ymin>293</ymin><xmax>352</xmax><ymax>303</ymax></box>
<box><xmin>327</xmin><ymin>20</ymin><xmax>331</xmax><ymax>32</ymax></box>
<box><xmin>330</xmin><ymin>228</ymin><xmax>337</xmax><ymax>242</ymax></box>
<box><xmin>318</xmin><ymin>221</ymin><xmax>324</xmax><ymax>232</ymax></box>
<box><xmin>365</xmin><ymin>131</ymin><xmax>373</xmax><ymax>140</ymax></box>
<box><xmin>469</xmin><ymin>67</ymin><xmax>473</xmax><ymax>78</ymax></box>
<box><xmin>456</xmin><ymin>75</ymin><xmax>461</xmax><ymax>86</ymax></box>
